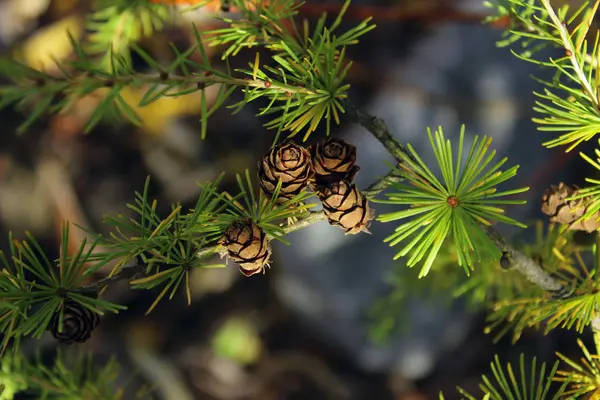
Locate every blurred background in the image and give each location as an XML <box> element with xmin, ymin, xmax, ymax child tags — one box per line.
<box><xmin>0</xmin><ymin>0</ymin><xmax>597</xmax><ymax>398</ymax></box>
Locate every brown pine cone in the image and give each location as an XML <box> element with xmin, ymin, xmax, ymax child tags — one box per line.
<box><xmin>49</xmin><ymin>300</ymin><xmax>100</xmax><ymax>344</ymax></box>
<box><xmin>257</xmin><ymin>140</ymin><xmax>314</xmax><ymax>203</ymax></box>
<box><xmin>541</xmin><ymin>182</ymin><xmax>600</xmax><ymax>232</ymax></box>
<box><xmin>320</xmin><ymin>180</ymin><xmax>374</xmax><ymax>234</ymax></box>
<box><xmin>310</xmin><ymin>138</ymin><xmax>360</xmax><ymax>188</ymax></box>
<box><xmin>221</xmin><ymin>219</ymin><xmax>271</xmax><ymax>276</ymax></box>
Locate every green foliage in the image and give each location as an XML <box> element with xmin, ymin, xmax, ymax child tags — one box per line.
<box><xmin>98</xmin><ymin>175</ymin><xmax>227</xmax><ymax>268</ymax></box>
<box><xmin>368</xmin><ymin>239</ymin><xmax>499</xmax><ymax>343</ymax></box>
<box><xmin>208</xmin><ymin>0</ymin><xmax>375</xmax><ymax>138</ymax></box>
<box><xmin>452</xmin><ymin>354</ymin><xmax>571</xmax><ymax>400</ymax></box>
<box><xmin>486</xmin><ymin>228</ymin><xmax>597</xmax><ymax>343</ymax></box>
<box><xmin>0</xmin><ymin>0</ymin><xmax>374</xmax><ymax>140</ymax></box>
<box><xmin>443</xmin><ymin>341</ymin><xmax>600</xmax><ymax>399</ymax></box>
<box><xmin>0</xmin><ymin>0</ymin><xmax>597</xmax><ymax>397</ymax></box>
<box><xmin>374</xmin><ymin>125</ymin><xmax>528</xmax><ymax>278</ymax></box>
<box><xmin>0</xmin><ymin>349</ymin><xmax>151</xmax><ymax>399</ymax></box>
<box><xmin>483</xmin><ymin>0</ymin><xmax>551</xmax><ymax>58</ymax></box>
<box><xmin>207</xmin><ymin>0</ymin><xmax>305</xmax><ymax>57</ymax></box>
<box><xmin>86</xmin><ymin>0</ymin><xmax>173</xmax><ymax>71</ymax></box>
<box><xmin>486</xmin><ymin>0</ymin><xmax>600</xmax><ymax>152</ymax></box>
<box><xmin>0</xmin><ymin>224</ymin><xmax>126</xmax><ymax>354</ymax></box>
<box><xmin>215</xmin><ymin>169</ymin><xmax>315</xmax><ymax>244</ymax></box>
<box><xmin>91</xmin><ymin>172</ymin><xmax>313</xmax><ymax>314</ymax></box>
<box><xmin>564</xmin><ymin>138</ymin><xmax>600</xmax><ymax>226</ymax></box>
<box><xmin>0</xmin><ymin>157</ymin><xmax>317</xmax><ymax>349</ymax></box>
<box><xmin>555</xmin><ymin>338</ymin><xmax>600</xmax><ymax>398</ymax></box>
<box><xmin>0</xmin><ymin>35</ymin><xmax>232</xmax><ymax>135</ymax></box>
<box><xmin>368</xmin><ymin>222</ymin><xmax>575</xmax><ymax>343</ymax></box>
<box><xmin>99</xmin><ymin>175</ymin><xmax>233</xmax><ymax>314</ymax></box>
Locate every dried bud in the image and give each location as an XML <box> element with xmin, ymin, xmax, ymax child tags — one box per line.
<box><xmin>258</xmin><ymin>140</ymin><xmax>314</xmax><ymax>203</ymax></box>
<box><xmin>310</xmin><ymin>138</ymin><xmax>360</xmax><ymax>187</ymax></box>
<box><xmin>320</xmin><ymin>180</ymin><xmax>374</xmax><ymax>234</ymax></box>
<box><xmin>500</xmin><ymin>251</ymin><xmax>511</xmax><ymax>269</ymax></box>
<box><xmin>49</xmin><ymin>300</ymin><xmax>100</xmax><ymax>344</ymax></box>
<box><xmin>541</xmin><ymin>182</ymin><xmax>600</xmax><ymax>232</ymax></box>
<box><xmin>221</xmin><ymin>219</ymin><xmax>271</xmax><ymax>276</ymax></box>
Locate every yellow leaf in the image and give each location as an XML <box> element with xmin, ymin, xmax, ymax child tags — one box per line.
<box><xmin>16</xmin><ymin>15</ymin><xmax>83</xmax><ymax>71</ymax></box>
<box><xmin>119</xmin><ymin>85</ymin><xmax>207</xmax><ymax>135</ymax></box>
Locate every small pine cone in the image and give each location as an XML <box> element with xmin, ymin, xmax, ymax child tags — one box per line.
<box><xmin>541</xmin><ymin>182</ymin><xmax>600</xmax><ymax>232</ymax></box>
<box><xmin>310</xmin><ymin>138</ymin><xmax>360</xmax><ymax>188</ymax></box>
<box><xmin>48</xmin><ymin>300</ymin><xmax>100</xmax><ymax>345</ymax></box>
<box><xmin>320</xmin><ymin>180</ymin><xmax>374</xmax><ymax>234</ymax></box>
<box><xmin>221</xmin><ymin>219</ymin><xmax>271</xmax><ymax>276</ymax></box>
<box><xmin>257</xmin><ymin>140</ymin><xmax>314</xmax><ymax>203</ymax></box>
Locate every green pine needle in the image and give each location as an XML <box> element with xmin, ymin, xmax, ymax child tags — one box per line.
<box><xmin>0</xmin><ymin>349</ymin><xmax>151</xmax><ymax>399</ymax></box>
<box><xmin>486</xmin><ymin>0</ymin><xmax>600</xmax><ymax>152</ymax></box>
<box><xmin>85</xmin><ymin>0</ymin><xmax>173</xmax><ymax>72</ymax></box>
<box><xmin>486</xmin><ymin>231</ymin><xmax>597</xmax><ymax>343</ymax></box>
<box><xmin>562</xmin><ymin>140</ymin><xmax>600</xmax><ymax>228</ymax></box>
<box><xmin>375</xmin><ymin>126</ymin><xmax>528</xmax><ymax>278</ymax></box>
<box><xmin>555</xmin><ymin>338</ymin><xmax>600</xmax><ymax>398</ymax></box>
<box><xmin>455</xmin><ymin>354</ymin><xmax>571</xmax><ymax>400</ymax></box>
<box><xmin>97</xmin><ymin>175</ymin><xmax>233</xmax><ymax>314</ymax></box>
<box><xmin>214</xmin><ymin>169</ymin><xmax>315</xmax><ymax>243</ymax></box>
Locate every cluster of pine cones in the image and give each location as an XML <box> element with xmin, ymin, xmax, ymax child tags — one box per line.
<box><xmin>44</xmin><ymin>139</ymin><xmax>374</xmax><ymax>343</ymax></box>
<box><xmin>221</xmin><ymin>138</ymin><xmax>374</xmax><ymax>277</ymax></box>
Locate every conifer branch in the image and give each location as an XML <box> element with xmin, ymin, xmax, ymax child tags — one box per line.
<box><xmin>342</xmin><ymin>101</ymin><xmax>415</xmax><ymax>163</ymax></box>
<box><xmin>76</xmin><ymin>261</ymin><xmax>147</xmax><ymax>293</ymax></box>
<box><xmin>76</xmin><ymin>173</ymin><xmax>398</xmax><ymax>291</ymax></box>
<box><xmin>344</xmin><ymin>101</ymin><xmax>569</xmax><ymax>297</ymax></box>
<box><xmin>481</xmin><ymin>223</ymin><xmax>570</xmax><ymax>297</ymax></box>
<box><xmin>0</xmin><ymin>71</ymin><xmax>315</xmax><ymax>98</ymax></box>
<box><xmin>541</xmin><ymin>0</ymin><xmax>599</xmax><ymax>110</ymax></box>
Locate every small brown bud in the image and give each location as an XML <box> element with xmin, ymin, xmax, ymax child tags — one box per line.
<box><xmin>500</xmin><ymin>252</ymin><xmax>511</xmax><ymax>269</ymax></box>
<box><xmin>447</xmin><ymin>196</ymin><xmax>459</xmax><ymax>208</ymax></box>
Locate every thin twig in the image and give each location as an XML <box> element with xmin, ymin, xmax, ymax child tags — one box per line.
<box><xmin>342</xmin><ymin>101</ymin><xmax>417</xmax><ymax>164</ymax></box>
<box><xmin>0</xmin><ymin>71</ymin><xmax>316</xmax><ymax>99</ymax></box>
<box><xmin>541</xmin><ymin>0</ymin><xmax>599</xmax><ymax>111</ymax></box>
<box><xmin>77</xmin><ymin>261</ymin><xmax>147</xmax><ymax>292</ymax></box>
<box><xmin>362</xmin><ymin>168</ymin><xmax>404</xmax><ymax>199</ymax></box>
<box><xmin>482</xmin><ymin>223</ymin><xmax>570</xmax><ymax>298</ymax></box>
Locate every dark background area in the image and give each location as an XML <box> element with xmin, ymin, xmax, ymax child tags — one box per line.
<box><xmin>0</xmin><ymin>0</ymin><xmax>596</xmax><ymax>398</ymax></box>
